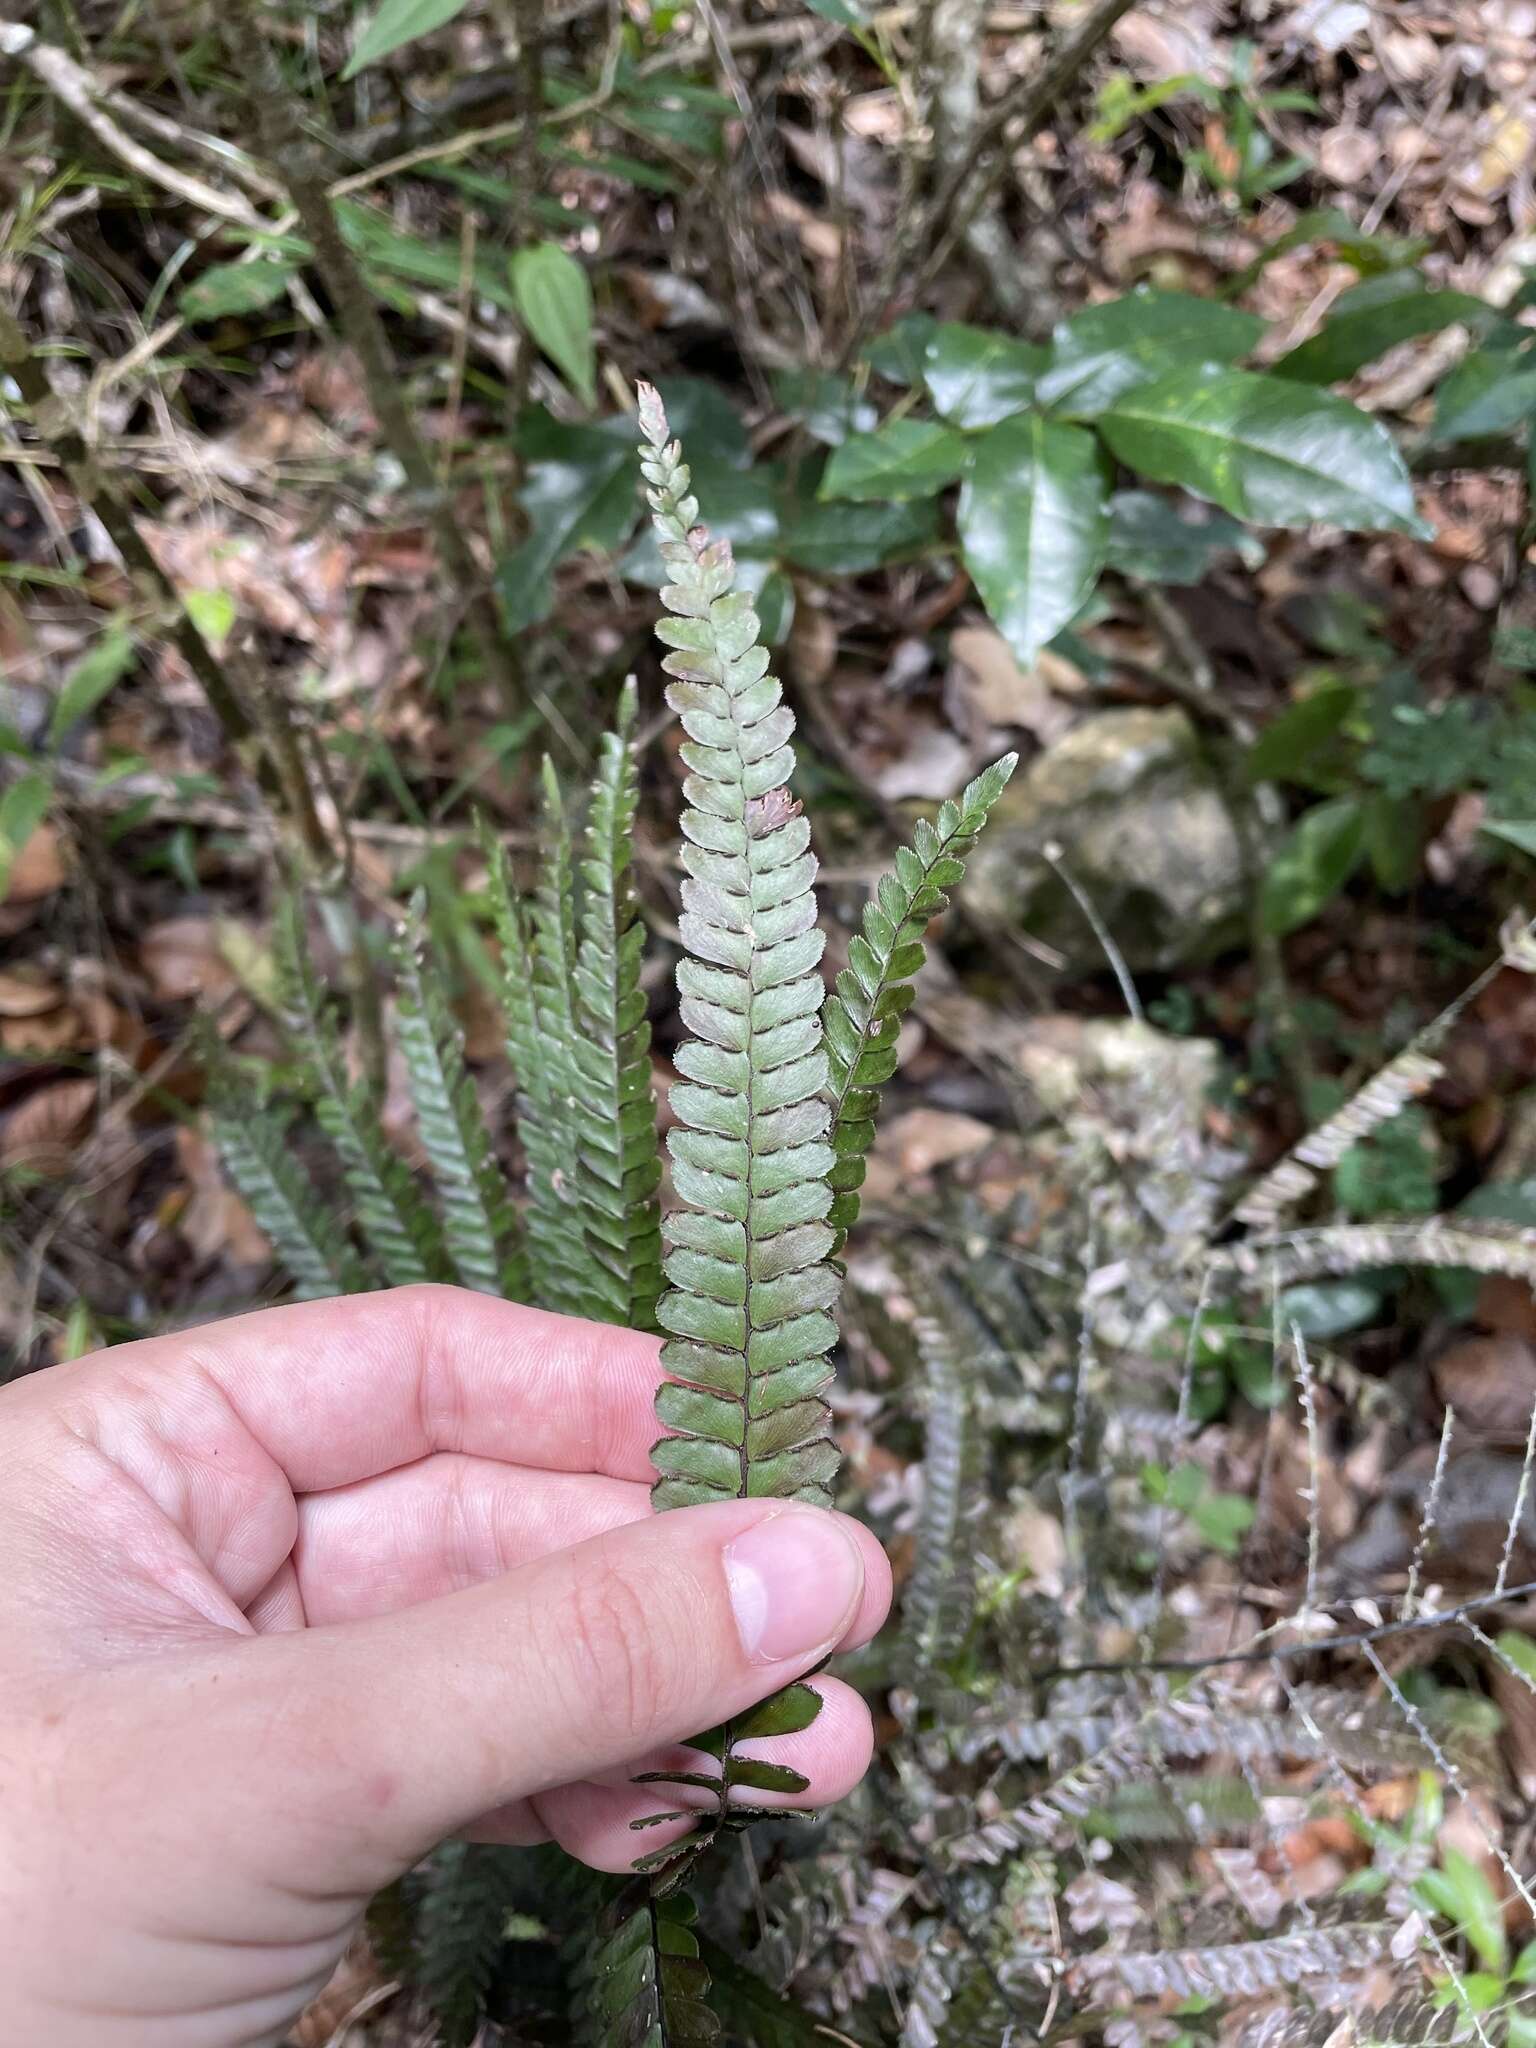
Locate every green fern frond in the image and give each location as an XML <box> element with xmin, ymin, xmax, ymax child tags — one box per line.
<box><xmin>638</xmin><ymin>381</ymin><xmax>840</xmax><ymax>1513</ymax></box>
<box><xmin>571</xmin><ymin>676</ymin><xmax>664</xmax><ymax>1331</ymax></box>
<box><xmin>393</xmin><ymin>910</ymin><xmax>528</xmax><ymax>1299</ymax></box>
<box><xmin>414</xmin><ymin>1843</ymin><xmax>515</xmax><ymax>2048</ymax></box>
<box><xmin>577</xmin><ymin>1881</ymin><xmax>720</xmax><ymax>2047</ymax></box>
<box><xmin>824</xmin><ymin>757</ymin><xmax>1015</xmax><ymax>1252</ymax></box>
<box><xmin>901</xmin><ymin>1273</ymin><xmax>985</xmax><ymax>1689</ymax></box>
<box><xmin>277</xmin><ymin>907</ymin><xmax>448</xmax><ymax>1289</ymax></box>
<box><xmin>211</xmin><ymin>1094</ymin><xmax>364</xmax><ymax>1299</ymax></box>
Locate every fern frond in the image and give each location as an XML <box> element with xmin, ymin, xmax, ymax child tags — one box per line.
<box><xmin>393</xmin><ymin>911</ymin><xmax>527</xmax><ymax>1299</ymax></box>
<box><xmin>277</xmin><ymin>907</ymin><xmax>448</xmax><ymax>1289</ymax></box>
<box><xmin>901</xmin><ymin>1273</ymin><xmax>985</xmax><ymax>1688</ymax></box>
<box><xmin>638</xmin><ymin>381</ymin><xmax>840</xmax><ymax>1513</ymax></box>
<box><xmin>1073</xmin><ymin>1921</ymin><xmax>1392</xmax><ymax>2001</ymax></box>
<box><xmin>577</xmin><ymin>1881</ymin><xmax>720</xmax><ymax>2047</ymax></box>
<box><xmin>414</xmin><ymin>1842</ymin><xmax>515</xmax><ymax>2047</ymax></box>
<box><xmin>571</xmin><ymin>676</ymin><xmax>664</xmax><ymax>1331</ymax></box>
<box><xmin>211</xmin><ymin>1094</ymin><xmax>363</xmax><ymax>1299</ymax></box>
<box><xmin>1235</xmin><ymin>1047</ymin><xmax>1445</xmax><ymax>1229</ymax></box>
<box><xmin>824</xmin><ymin>756</ymin><xmax>1015</xmax><ymax>1252</ymax></box>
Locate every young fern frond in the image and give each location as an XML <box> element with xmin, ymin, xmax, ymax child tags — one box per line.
<box><xmin>393</xmin><ymin>911</ymin><xmax>528</xmax><ymax>1299</ymax></box>
<box><xmin>210</xmin><ymin>1095</ymin><xmax>364</xmax><ymax>1299</ymax></box>
<box><xmin>523</xmin><ymin>760</ymin><xmax>600</xmax><ymax>1316</ymax></box>
<box><xmin>277</xmin><ymin>907</ymin><xmax>448</xmax><ymax>1289</ymax></box>
<box><xmin>824</xmin><ymin>757</ymin><xmax>1015</xmax><ymax>1252</ymax></box>
<box><xmin>571</xmin><ymin>676</ymin><xmax>664</xmax><ymax>1331</ymax></box>
<box><xmin>638</xmin><ymin>382</ymin><xmax>841</xmax><ymax>1513</ymax></box>
<box><xmin>577</xmin><ymin>1882</ymin><xmax>720</xmax><ymax>2047</ymax></box>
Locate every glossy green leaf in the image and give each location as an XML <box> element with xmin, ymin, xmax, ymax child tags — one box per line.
<box><xmin>1483</xmin><ymin>818</ymin><xmax>1536</xmax><ymax>860</ymax></box>
<box><xmin>1260</xmin><ymin>795</ymin><xmax>1366</xmax><ymax>935</ymax></box>
<box><xmin>1100</xmin><ymin>367</ymin><xmax>1426</xmax><ymax>536</ymax></box>
<box><xmin>343</xmin><ymin>0</ymin><xmax>470</xmax><ymax>77</ymax></box>
<box><xmin>49</xmin><ymin>626</ymin><xmax>136</xmax><ymax>744</ymax></box>
<box><xmin>1275</xmin><ymin>272</ymin><xmax>1487</xmax><ymax>384</ymax></box>
<box><xmin>1038</xmin><ymin>289</ymin><xmax>1262</xmax><ymax>418</ymax></box>
<box><xmin>958</xmin><ymin>415</ymin><xmax>1109</xmax><ymax>666</ymax></box>
<box><xmin>1433</xmin><ymin>348</ymin><xmax>1536</xmax><ymax>441</ymax></box>
<box><xmin>1105</xmin><ymin>488</ymin><xmax>1264</xmax><ymax>584</ymax></box>
<box><xmin>865</xmin><ymin>311</ymin><xmax>939</xmax><ymax>387</ymax></box>
<box><xmin>778</xmin><ymin>493</ymin><xmax>937</xmax><ymax>572</ymax></box>
<box><xmin>922</xmin><ymin>323</ymin><xmax>1044</xmax><ymax>427</ymax></box>
<box><xmin>819</xmin><ymin>418</ymin><xmax>968</xmax><ymax>501</ymax></box>
<box><xmin>497</xmin><ymin>416</ymin><xmax>632</xmax><ymax>631</ymax></box>
<box><xmin>771</xmin><ymin>367</ymin><xmax>877</xmax><ymax>445</ymax></box>
<box><xmin>334</xmin><ymin>200</ymin><xmax>518</xmax><ymax>314</ymax></box>
<box><xmin>1245</xmin><ymin>682</ymin><xmax>1360</xmax><ymax>784</ymax></box>
<box><xmin>180</xmin><ymin>260</ymin><xmax>295</xmax><ymax>323</ymax></box>
<box><xmin>804</xmin><ymin>0</ymin><xmax>866</xmax><ymax>21</ymax></box>
<box><xmin>510</xmin><ymin>242</ymin><xmax>596</xmax><ymax>406</ymax></box>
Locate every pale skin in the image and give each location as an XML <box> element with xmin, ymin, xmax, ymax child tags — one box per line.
<box><xmin>0</xmin><ymin>1285</ymin><xmax>890</xmax><ymax>2047</ymax></box>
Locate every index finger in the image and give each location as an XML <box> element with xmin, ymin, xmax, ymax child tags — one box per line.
<box><xmin>76</xmin><ymin>1286</ymin><xmax>666</xmax><ymax>1491</ymax></box>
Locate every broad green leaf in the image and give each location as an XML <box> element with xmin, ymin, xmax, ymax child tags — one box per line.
<box><xmin>778</xmin><ymin>494</ymin><xmax>937</xmax><ymax>573</ymax></box>
<box><xmin>1260</xmin><ymin>795</ymin><xmax>1366</xmax><ymax>934</ymax></box>
<box><xmin>1245</xmin><ymin>683</ymin><xmax>1360</xmax><ymax>784</ymax></box>
<box><xmin>0</xmin><ymin>769</ymin><xmax>53</xmax><ymax>901</ymax></box>
<box><xmin>1105</xmin><ymin>488</ymin><xmax>1264</xmax><ymax>584</ymax></box>
<box><xmin>1099</xmin><ymin>367</ymin><xmax>1426</xmax><ymax>536</ymax></box>
<box><xmin>510</xmin><ymin>242</ymin><xmax>596</xmax><ymax>407</ymax></box>
<box><xmin>803</xmin><ymin>0</ymin><xmax>865</xmax><ymax>21</ymax></box>
<box><xmin>1441</xmin><ymin>1848</ymin><xmax>1507</xmax><ymax>1975</ymax></box>
<box><xmin>1236</xmin><ymin>207</ymin><xmax>1429</xmax><ymax>290</ymax></box>
<box><xmin>1280</xmin><ymin>1279</ymin><xmax>1385</xmax><ymax>1339</ymax></box>
<box><xmin>497</xmin><ymin>416</ymin><xmax>632</xmax><ymax>631</ymax></box>
<box><xmin>1038</xmin><ymin>289</ymin><xmax>1262</xmax><ymax>418</ymax></box>
<box><xmin>1498</xmin><ymin>1631</ymin><xmax>1536</xmax><ymax>1684</ymax></box>
<box><xmin>958</xmin><ymin>415</ymin><xmax>1108</xmax><ymax>667</ymax></box>
<box><xmin>866</xmin><ymin>311</ymin><xmax>939</xmax><ymax>387</ymax></box>
<box><xmin>343</xmin><ymin>0</ymin><xmax>470</xmax><ymax>78</ymax></box>
<box><xmin>1275</xmin><ymin>272</ymin><xmax>1487</xmax><ymax>384</ymax></box>
<box><xmin>771</xmin><ymin>367</ymin><xmax>877</xmax><ymax>446</ymax></box>
<box><xmin>183</xmin><ymin>588</ymin><xmax>236</xmax><ymax>650</ymax></box>
<box><xmin>49</xmin><ymin>626</ymin><xmax>136</xmax><ymax>744</ymax></box>
<box><xmin>1433</xmin><ymin>348</ymin><xmax>1536</xmax><ymax>441</ymax></box>
<box><xmin>819</xmin><ymin>418</ymin><xmax>968</xmax><ymax>501</ymax></box>
<box><xmin>1362</xmin><ymin>791</ymin><xmax>1421</xmax><ymax>892</ymax></box>
<box><xmin>180</xmin><ymin>260</ymin><xmax>294</xmax><ymax>323</ymax></box>
<box><xmin>922</xmin><ymin>323</ymin><xmax>1044</xmax><ymax>428</ymax></box>
<box><xmin>1483</xmin><ymin>818</ymin><xmax>1536</xmax><ymax>859</ymax></box>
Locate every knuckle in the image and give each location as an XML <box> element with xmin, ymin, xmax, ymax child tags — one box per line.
<box><xmin>556</xmin><ymin>1555</ymin><xmax>676</xmax><ymax>1750</ymax></box>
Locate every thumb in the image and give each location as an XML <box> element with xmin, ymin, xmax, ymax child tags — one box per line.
<box><xmin>229</xmin><ymin>1497</ymin><xmax>878</xmax><ymax>1873</ymax></box>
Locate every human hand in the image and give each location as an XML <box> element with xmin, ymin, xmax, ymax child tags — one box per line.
<box><xmin>0</xmin><ymin>1286</ymin><xmax>889</xmax><ymax>2047</ymax></box>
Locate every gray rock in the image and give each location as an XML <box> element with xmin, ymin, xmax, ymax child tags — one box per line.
<box><xmin>962</xmin><ymin>706</ymin><xmax>1245</xmax><ymax>971</ymax></box>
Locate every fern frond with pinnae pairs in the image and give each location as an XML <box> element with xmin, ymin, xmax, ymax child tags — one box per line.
<box><xmin>392</xmin><ymin>907</ymin><xmax>528</xmax><ymax>1300</ymax></box>
<box><xmin>824</xmin><ymin>756</ymin><xmax>1015</xmax><ymax>1253</ymax></box>
<box><xmin>571</xmin><ymin>675</ymin><xmax>664</xmax><ymax>1332</ymax></box>
<box><xmin>576</xmin><ymin>1881</ymin><xmax>720</xmax><ymax>2047</ymax></box>
<box><xmin>900</xmin><ymin>1271</ymin><xmax>985</xmax><ymax>1692</ymax></box>
<box><xmin>209</xmin><ymin>1089</ymin><xmax>365</xmax><ymax>1300</ymax></box>
<box><xmin>277</xmin><ymin>908</ymin><xmax>448</xmax><ymax>1290</ymax></box>
<box><xmin>637</xmin><ymin>380</ymin><xmax>841</xmax><ymax>1515</ymax></box>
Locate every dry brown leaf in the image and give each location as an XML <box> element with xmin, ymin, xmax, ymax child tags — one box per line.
<box><xmin>1318</xmin><ymin>126</ymin><xmax>1382</xmax><ymax>185</ymax></box>
<box><xmin>139</xmin><ymin>917</ymin><xmax>243</xmax><ymax>1005</ymax></box>
<box><xmin>0</xmin><ymin>964</ymin><xmax>63</xmax><ymax>1017</ymax></box>
<box><xmin>872</xmin><ymin>724</ymin><xmax>971</xmax><ymax>802</ymax></box>
<box><xmin>879</xmin><ymin>1106</ymin><xmax>994</xmax><ymax>1177</ymax></box>
<box><xmin>1431</xmin><ymin>1332</ymin><xmax>1536</xmax><ymax>1441</ymax></box>
<box><xmin>4</xmin><ymin>820</ymin><xmax>66</xmax><ymax>903</ymax></box>
<box><xmin>948</xmin><ymin>625</ymin><xmax>1077</xmax><ymax>741</ymax></box>
<box><xmin>0</xmin><ymin>1076</ymin><xmax>96</xmax><ymax>1171</ymax></box>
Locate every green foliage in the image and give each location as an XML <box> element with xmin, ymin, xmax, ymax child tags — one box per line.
<box><xmin>344</xmin><ymin>0</ymin><xmax>471</xmax><ymax>79</ymax></box>
<box><xmin>637</xmin><ymin>381</ymin><xmax>842</xmax><ymax>1515</ymax></box>
<box><xmin>415</xmin><ymin>1843</ymin><xmax>522</xmax><ymax>2048</ymax></box>
<box><xmin>823</xmin><ymin>756</ymin><xmax>1015</xmax><ymax>1251</ymax></box>
<box><xmin>511</xmin><ymin>241</ymin><xmax>597</xmax><ymax>408</ymax></box>
<box><xmin>394</xmin><ymin>910</ymin><xmax>529</xmax><ymax>1298</ymax></box>
<box><xmin>576</xmin><ymin>1885</ymin><xmax>720</xmax><ymax>2047</ymax></box>
<box><xmin>209</xmin><ymin>1088</ymin><xmax>365</xmax><ymax>1300</ymax></box>
<box><xmin>0</xmin><ymin>769</ymin><xmax>52</xmax><ymax>902</ymax></box>
<box><xmin>957</xmin><ymin>414</ymin><xmax>1109</xmax><ymax>665</ymax></box>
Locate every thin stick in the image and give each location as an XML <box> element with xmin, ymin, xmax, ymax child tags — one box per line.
<box><xmin>0</xmin><ymin>23</ymin><xmax>265</xmax><ymax>225</ymax></box>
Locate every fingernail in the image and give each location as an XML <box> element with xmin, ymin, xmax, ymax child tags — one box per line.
<box><xmin>724</xmin><ymin>1510</ymin><xmax>864</xmax><ymax>1665</ymax></box>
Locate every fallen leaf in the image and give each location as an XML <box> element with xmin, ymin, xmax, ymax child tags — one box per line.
<box><xmin>880</xmin><ymin>1106</ymin><xmax>995</xmax><ymax>1177</ymax></box>
<box><xmin>1318</xmin><ymin>126</ymin><xmax>1382</xmax><ymax>185</ymax></box>
<box><xmin>948</xmin><ymin>624</ymin><xmax>1076</xmax><ymax>741</ymax></box>
<box><xmin>0</xmin><ymin>964</ymin><xmax>64</xmax><ymax>1017</ymax></box>
<box><xmin>0</xmin><ymin>1076</ymin><xmax>96</xmax><ymax>1171</ymax></box>
<box><xmin>872</xmin><ymin>724</ymin><xmax>971</xmax><ymax>802</ymax></box>
<box><xmin>1432</xmin><ymin>1332</ymin><xmax>1536</xmax><ymax>1441</ymax></box>
<box><xmin>4</xmin><ymin>820</ymin><xmax>66</xmax><ymax>902</ymax></box>
<box><xmin>140</xmin><ymin>917</ymin><xmax>242</xmax><ymax>1004</ymax></box>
